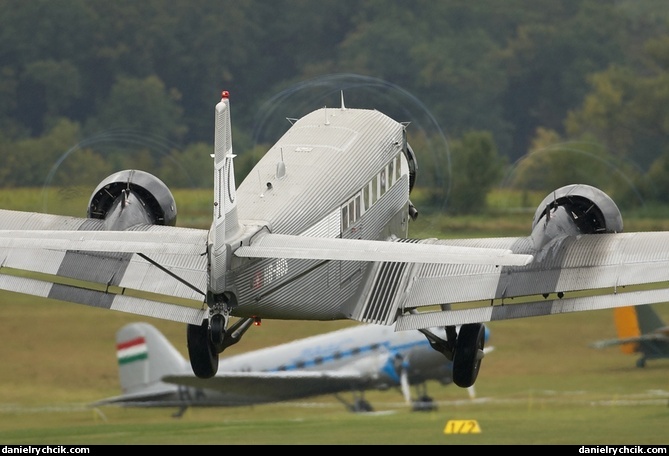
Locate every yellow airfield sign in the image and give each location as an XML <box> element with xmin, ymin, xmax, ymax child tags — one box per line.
<box><xmin>444</xmin><ymin>420</ymin><xmax>482</xmax><ymax>434</ymax></box>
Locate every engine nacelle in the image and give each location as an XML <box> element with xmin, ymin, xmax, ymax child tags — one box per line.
<box><xmin>530</xmin><ymin>184</ymin><xmax>623</xmax><ymax>250</ymax></box>
<box><xmin>87</xmin><ymin>170</ymin><xmax>177</xmax><ymax>227</ymax></box>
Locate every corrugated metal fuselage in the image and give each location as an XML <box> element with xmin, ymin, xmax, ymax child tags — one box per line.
<box><xmin>225</xmin><ymin>107</ymin><xmax>411</xmax><ymax>321</ymax></box>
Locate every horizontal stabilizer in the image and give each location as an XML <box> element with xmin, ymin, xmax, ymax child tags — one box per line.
<box><xmin>235</xmin><ymin>233</ymin><xmax>533</xmax><ymax>266</ymax></box>
<box><xmin>92</xmin><ymin>387</ymin><xmax>178</xmax><ymax>407</ymax></box>
<box><xmin>0</xmin><ymin>229</ymin><xmax>208</xmax><ymax>255</ymax></box>
<box><xmin>0</xmin><ymin>273</ymin><xmax>207</xmax><ymax>325</ymax></box>
<box><xmin>591</xmin><ymin>333</ymin><xmax>669</xmax><ymax>349</ymax></box>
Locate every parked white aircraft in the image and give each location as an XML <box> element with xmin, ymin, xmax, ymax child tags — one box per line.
<box><xmin>95</xmin><ymin>321</ymin><xmax>490</xmax><ymax>416</ymax></box>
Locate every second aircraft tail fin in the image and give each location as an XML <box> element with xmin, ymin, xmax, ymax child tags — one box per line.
<box><xmin>613</xmin><ymin>306</ymin><xmax>641</xmax><ymax>354</ymax></box>
<box><xmin>115</xmin><ymin>322</ymin><xmax>189</xmax><ymax>396</ymax></box>
<box><xmin>635</xmin><ymin>304</ymin><xmax>665</xmax><ymax>335</ymax></box>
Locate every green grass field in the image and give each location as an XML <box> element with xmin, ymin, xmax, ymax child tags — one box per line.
<box><xmin>0</xmin><ymin>188</ymin><xmax>668</xmax><ymax>444</ymax></box>
<box><xmin>0</xmin><ymin>296</ymin><xmax>667</xmax><ymax>444</ymax></box>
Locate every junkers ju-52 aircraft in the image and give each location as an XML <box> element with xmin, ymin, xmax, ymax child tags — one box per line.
<box><xmin>2</xmin><ymin>90</ymin><xmax>669</xmax><ymax>391</ymax></box>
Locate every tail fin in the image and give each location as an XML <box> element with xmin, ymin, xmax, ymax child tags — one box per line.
<box><xmin>612</xmin><ymin>305</ymin><xmax>666</xmax><ymax>355</ymax></box>
<box><xmin>210</xmin><ymin>90</ymin><xmax>241</xmax><ymax>293</ymax></box>
<box><xmin>635</xmin><ymin>304</ymin><xmax>665</xmax><ymax>335</ymax></box>
<box><xmin>116</xmin><ymin>322</ymin><xmax>188</xmax><ymax>396</ymax></box>
<box><xmin>613</xmin><ymin>307</ymin><xmax>641</xmax><ymax>354</ymax></box>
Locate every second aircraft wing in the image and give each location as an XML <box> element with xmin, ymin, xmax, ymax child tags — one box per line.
<box><xmin>162</xmin><ymin>370</ymin><xmax>371</xmax><ymax>404</ymax></box>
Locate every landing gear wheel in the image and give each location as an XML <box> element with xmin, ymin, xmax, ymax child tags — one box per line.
<box><xmin>353</xmin><ymin>399</ymin><xmax>373</xmax><ymax>413</ymax></box>
<box><xmin>412</xmin><ymin>395</ymin><xmax>437</xmax><ymax>412</ymax></box>
<box><xmin>209</xmin><ymin>313</ymin><xmax>226</xmax><ymax>352</ymax></box>
<box><xmin>452</xmin><ymin>323</ymin><xmax>485</xmax><ymax>388</ymax></box>
<box><xmin>187</xmin><ymin>321</ymin><xmax>218</xmax><ymax>379</ymax></box>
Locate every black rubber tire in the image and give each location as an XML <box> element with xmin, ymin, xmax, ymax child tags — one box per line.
<box><xmin>209</xmin><ymin>313</ymin><xmax>226</xmax><ymax>351</ymax></box>
<box><xmin>187</xmin><ymin>321</ymin><xmax>218</xmax><ymax>378</ymax></box>
<box><xmin>452</xmin><ymin>323</ymin><xmax>485</xmax><ymax>388</ymax></box>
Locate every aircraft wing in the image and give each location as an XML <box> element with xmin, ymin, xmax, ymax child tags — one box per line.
<box><xmin>384</xmin><ymin>232</ymin><xmax>669</xmax><ymax>330</ymax></box>
<box><xmin>0</xmin><ymin>208</ymin><xmax>532</xmax><ymax>328</ymax></box>
<box><xmin>92</xmin><ymin>385</ymin><xmax>181</xmax><ymax>407</ymax></box>
<box><xmin>591</xmin><ymin>334</ymin><xmax>669</xmax><ymax>349</ymax></box>
<box><xmin>0</xmin><ymin>209</ymin><xmax>209</xmax><ymax>325</ymax></box>
<box><xmin>162</xmin><ymin>370</ymin><xmax>372</xmax><ymax>403</ymax></box>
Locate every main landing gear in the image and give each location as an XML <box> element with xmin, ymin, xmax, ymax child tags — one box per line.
<box><xmin>421</xmin><ymin>322</ymin><xmax>486</xmax><ymax>389</ymax></box>
<box><xmin>452</xmin><ymin>323</ymin><xmax>486</xmax><ymax>388</ymax></box>
<box><xmin>334</xmin><ymin>392</ymin><xmax>374</xmax><ymax>413</ymax></box>
<box><xmin>187</xmin><ymin>314</ymin><xmax>255</xmax><ymax>378</ymax></box>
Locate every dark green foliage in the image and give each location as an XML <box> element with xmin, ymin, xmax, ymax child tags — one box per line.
<box><xmin>446</xmin><ymin>131</ymin><xmax>505</xmax><ymax>214</ymax></box>
<box><xmin>0</xmin><ymin>0</ymin><xmax>668</xmax><ymax>209</ymax></box>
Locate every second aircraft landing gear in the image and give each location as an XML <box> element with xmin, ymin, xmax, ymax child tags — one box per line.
<box><xmin>187</xmin><ymin>314</ymin><xmax>256</xmax><ymax>378</ymax></box>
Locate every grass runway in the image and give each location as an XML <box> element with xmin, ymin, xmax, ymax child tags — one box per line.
<box><xmin>0</xmin><ymin>295</ymin><xmax>667</xmax><ymax>445</ymax></box>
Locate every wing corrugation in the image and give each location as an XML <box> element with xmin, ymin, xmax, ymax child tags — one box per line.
<box><xmin>57</xmin><ymin>250</ymin><xmax>132</xmax><ymax>286</ymax></box>
<box><xmin>401</xmin><ymin>237</ymin><xmax>521</xmax><ymax>308</ymax></box>
<box><xmin>0</xmin><ymin>247</ymin><xmax>207</xmax><ymax>301</ymax></box>
<box><xmin>0</xmin><ymin>273</ymin><xmax>52</xmax><ymax>296</ymax></box>
<box><xmin>404</xmin><ymin>266</ymin><xmax>502</xmax><ymax>307</ymax></box>
<box><xmin>0</xmin><ymin>273</ymin><xmax>206</xmax><ymax>324</ymax></box>
<box><xmin>549</xmin><ymin>233</ymin><xmax>669</xmax><ymax>292</ymax></box>
<box><xmin>118</xmin><ymin>253</ymin><xmax>207</xmax><ymax>299</ymax></box>
<box><xmin>109</xmin><ymin>294</ymin><xmax>206</xmax><ymax>324</ymax></box>
<box><xmin>401</xmin><ymin>232</ymin><xmax>669</xmax><ymax>311</ymax></box>
<box><xmin>0</xmin><ymin>248</ymin><xmax>66</xmax><ymax>274</ymax></box>
<box><xmin>0</xmin><ymin>214</ymin><xmax>209</xmax><ymax>301</ymax></box>
<box><xmin>0</xmin><ymin>209</ymin><xmax>96</xmax><ymax>231</ymax></box>
<box><xmin>396</xmin><ymin>288</ymin><xmax>669</xmax><ymax>331</ymax></box>
<box><xmin>357</xmin><ymin>239</ymin><xmax>419</xmax><ymax>325</ymax></box>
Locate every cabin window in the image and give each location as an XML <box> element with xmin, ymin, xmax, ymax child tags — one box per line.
<box><xmin>395</xmin><ymin>155</ymin><xmax>402</xmax><ymax>180</ymax></box>
<box><xmin>363</xmin><ymin>186</ymin><xmax>370</xmax><ymax>211</ymax></box>
<box><xmin>380</xmin><ymin>169</ymin><xmax>387</xmax><ymax>195</ymax></box>
<box><xmin>341</xmin><ymin>205</ymin><xmax>349</xmax><ymax>232</ymax></box>
<box><xmin>348</xmin><ymin>200</ymin><xmax>355</xmax><ymax>225</ymax></box>
<box><xmin>355</xmin><ymin>195</ymin><xmax>361</xmax><ymax>220</ymax></box>
<box><xmin>372</xmin><ymin>176</ymin><xmax>378</xmax><ymax>203</ymax></box>
<box><xmin>388</xmin><ymin>160</ymin><xmax>394</xmax><ymax>186</ymax></box>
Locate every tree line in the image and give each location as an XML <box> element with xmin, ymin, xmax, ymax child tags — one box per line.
<box><xmin>0</xmin><ymin>0</ymin><xmax>668</xmax><ymax>213</ymax></box>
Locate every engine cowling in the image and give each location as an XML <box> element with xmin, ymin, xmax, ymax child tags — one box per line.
<box><xmin>87</xmin><ymin>170</ymin><xmax>177</xmax><ymax>228</ymax></box>
<box><xmin>530</xmin><ymin>184</ymin><xmax>623</xmax><ymax>250</ymax></box>
<box><xmin>404</xmin><ymin>142</ymin><xmax>418</xmax><ymax>193</ymax></box>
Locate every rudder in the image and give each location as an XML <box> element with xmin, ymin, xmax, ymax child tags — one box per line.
<box><xmin>115</xmin><ymin>322</ymin><xmax>188</xmax><ymax>395</ymax></box>
<box><xmin>613</xmin><ymin>307</ymin><xmax>640</xmax><ymax>354</ymax></box>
